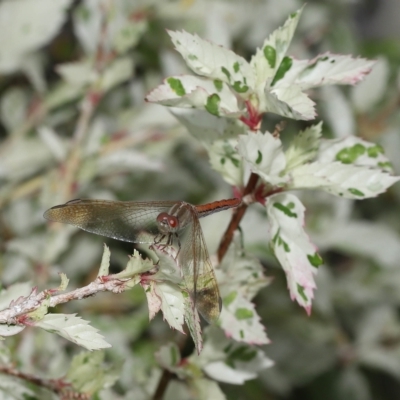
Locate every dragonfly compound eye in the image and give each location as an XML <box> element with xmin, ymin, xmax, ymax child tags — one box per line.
<box><xmin>156</xmin><ymin>213</ymin><xmax>179</xmax><ymax>233</ymax></box>
<box><xmin>168</xmin><ymin>216</ymin><xmax>178</xmax><ymax>228</ymax></box>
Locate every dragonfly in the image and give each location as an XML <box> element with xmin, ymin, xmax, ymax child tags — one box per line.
<box><xmin>44</xmin><ymin>197</ymin><xmax>241</xmax><ymax>323</ymax></box>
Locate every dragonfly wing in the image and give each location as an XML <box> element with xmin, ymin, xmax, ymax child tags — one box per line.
<box><xmin>178</xmin><ymin>209</ymin><xmax>221</xmax><ymax>323</ymax></box>
<box><xmin>44</xmin><ymin>199</ymin><xmax>175</xmax><ymax>243</ymax></box>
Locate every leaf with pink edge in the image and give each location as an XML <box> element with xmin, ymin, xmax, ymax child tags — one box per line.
<box><xmin>267</xmin><ymin>193</ymin><xmax>323</xmax><ymax>313</ymax></box>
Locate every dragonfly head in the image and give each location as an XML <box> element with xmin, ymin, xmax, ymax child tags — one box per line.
<box><xmin>156</xmin><ymin>212</ymin><xmax>179</xmax><ymax>234</ymax></box>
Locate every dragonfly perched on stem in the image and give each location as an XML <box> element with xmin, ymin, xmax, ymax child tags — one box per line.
<box><xmin>44</xmin><ymin>197</ymin><xmax>241</xmax><ymax>323</ymax></box>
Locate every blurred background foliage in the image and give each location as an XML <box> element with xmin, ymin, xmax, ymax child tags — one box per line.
<box><xmin>0</xmin><ymin>0</ymin><xmax>400</xmax><ymax>399</ymax></box>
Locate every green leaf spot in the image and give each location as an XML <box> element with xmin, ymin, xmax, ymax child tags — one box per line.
<box><xmin>167</xmin><ymin>77</ymin><xmax>185</xmax><ymax>96</ymax></box>
<box><xmin>273</xmin><ymin>231</ymin><xmax>291</xmax><ymax>252</ymax></box>
<box><xmin>240</xmin><ymin>330</ymin><xmax>244</xmax><ymax>339</ymax></box>
<box><xmin>297</xmin><ymin>284</ymin><xmax>308</xmax><ymax>302</ymax></box>
<box><xmin>378</xmin><ymin>161</ymin><xmax>392</xmax><ymax>169</ymax></box>
<box><xmin>231</xmin><ymin>157</ymin><xmax>240</xmax><ymax>168</ymax></box>
<box><xmin>232</xmin><ymin>81</ymin><xmax>249</xmax><ymax>93</ymax></box>
<box><xmin>188</xmin><ymin>54</ymin><xmax>198</xmax><ymax>61</ymax></box>
<box><xmin>263</xmin><ymin>45</ymin><xmax>276</xmax><ymax>68</ymax></box>
<box><xmin>213</xmin><ymin>79</ymin><xmax>223</xmax><ymax>92</ymax></box>
<box><xmin>221</xmin><ymin>66</ymin><xmax>231</xmax><ymax>81</ymax></box>
<box><xmin>220</xmin><ymin>157</ymin><xmax>226</xmax><ymax>165</ymax></box>
<box><xmin>271</xmin><ymin>56</ymin><xmax>293</xmax><ymax>86</ymax></box>
<box><xmin>307</xmin><ymin>253</ymin><xmax>323</xmax><ymax>268</ymax></box>
<box><xmin>223</xmin><ymin>291</ymin><xmax>237</xmax><ymax>307</ymax></box>
<box><xmin>348</xmin><ymin>188</ymin><xmax>364</xmax><ymax>197</ymax></box>
<box><xmin>235</xmin><ymin>308</ymin><xmax>254</xmax><ymax>320</ymax></box>
<box><xmin>367</xmin><ymin>144</ymin><xmax>384</xmax><ymax>158</ymax></box>
<box><xmin>280</xmin><ymin>237</ymin><xmax>290</xmax><ymax>252</ymax></box>
<box><xmin>336</xmin><ymin>144</ymin><xmax>366</xmax><ymax>164</ymax></box>
<box><xmin>223</xmin><ymin>343</ymin><xmax>233</xmax><ymax>354</ymax></box>
<box><xmin>304</xmin><ymin>56</ymin><xmax>329</xmax><ymax>73</ymax></box>
<box><xmin>272</xmin><ymin>232</ymin><xmax>290</xmax><ymax>252</ymax></box>
<box><xmin>229</xmin><ymin>346</ymin><xmax>257</xmax><ymax>362</ymax></box>
<box><xmin>221</xmin><ymin>142</ymin><xmax>241</xmax><ymax>168</ymax></box>
<box><xmin>205</xmin><ymin>94</ymin><xmax>221</xmax><ymax>116</ymax></box>
<box><xmin>256</xmin><ymin>150</ymin><xmax>262</xmax><ymax>164</ymax></box>
<box><xmin>273</xmin><ymin>202</ymin><xmax>297</xmax><ymax>218</ymax></box>
<box><xmin>272</xmin><ymin>230</ymin><xmax>280</xmax><ymax>244</ymax></box>
<box><xmin>233</xmin><ymin>62</ymin><xmax>240</xmax><ymax>73</ymax></box>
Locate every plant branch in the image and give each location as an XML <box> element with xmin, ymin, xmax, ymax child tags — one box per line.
<box><xmin>217</xmin><ymin>172</ymin><xmax>259</xmax><ymax>262</ymax></box>
<box><xmin>0</xmin><ymin>364</ymin><xmax>89</xmax><ymax>400</ymax></box>
<box><xmin>153</xmin><ymin>369</ymin><xmax>173</xmax><ymax>400</ymax></box>
<box><xmin>60</xmin><ymin>7</ymin><xmax>110</xmax><ymax>201</ymax></box>
<box><xmin>0</xmin><ymin>275</ymin><xmax>135</xmax><ymax>324</ymax></box>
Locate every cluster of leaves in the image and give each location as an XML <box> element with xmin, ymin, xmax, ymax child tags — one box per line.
<box><xmin>1</xmin><ymin>1</ymin><xmax>400</xmax><ymax>400</ymax></box>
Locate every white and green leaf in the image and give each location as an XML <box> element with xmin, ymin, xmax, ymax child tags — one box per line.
<box><xmin>267</xmin><ymin>193</ymin><xmax>323</xmax><ymax>313</ymax></box>
<box><xmin>217</xmin><ymin>232</ymin><xmax>271</xmax><ymax>300</ymax></box>
<box><xmin>35</xmin><ymin>313</ymin><xmax>111</xmax><ymax>350</ymax></box>
<box><xmin>0</xmin><ymin>375</ymin><xmax>35</xmax><ymax>399</ymax></box>
<box><xmin>73</xmin><ymin>0</ymin><xmax>146</xmax><ymax>55</ymax></box>
<box><xmin>251</xmin><ymin>7</ymin><xmax>304</xmax><ymax>90</ymax></box>
<box><xmin>154</xmin><ymin>282</ymin><xmax>185</xmax><ymax>333</ymax></box>
<box><xmin>143</xmin><ymin>281</ymin><xmax>162</xmax><ymax>321</ymax></box>
<box><xmin>281</xmin><ymin>53</ymin><xmax>375</xmax><ymax>90</ymax></box>
<box><xmin>66</xmin><ymin>351</ymin><xmax>122</xmax><ymax>395</ymax></box>
<box><xmin>261</xmin><ymin>83</ymin><xmax>316</xmax><ymax>120</ymax></box>
<box><xmin>219</xmin><ymin>292</ymin><xmax>269</xmax><ymax>345</ymax></box>
<box><xmin>155</xmin><ymin>342</ymin><xmax>181</xmax><ymax>372</ymax></box>
<box><xmin>0</xmin><ymin>282</ymin><xmax>33</xmax><ymax>312</ymax></box>
<box><xmin>171</xmin><ymin>108</ymin><xmax>246</xmax><ymax>145</ymax></box>
<box><xmin>146</xmin><ymin>75</ymin><xmax>242</xmax><ymax>117</ymax></box>
<box><xmin>285</xmin><ymin>122</ymin><xmax>322</xmax><ymax>171</ymax></box>
<box><xmin>288</xmin><ymin>161</ymin><xmax>400</xmax><ymax>199</ymax></box>
<box><xmin>196</xmin><ymin>327</ymin><xmax>273</xmax><ymax>384</ymax></box>
<box><xmin>56</xmin><ymin>59</ymin><xmax>96</xmax><ymax>87</ymax></box>
<box><xmin>168</xmin><ymin>30</ymin><xmax>255</xmax><ymax>93</ymax></box>
<box><xmin>209</xmin><ymin>139</ymin><xmax>244</xmax><ymax>187</ymax></box>
<box><xmin>0</xmin><ymin>0</ymin><xmax>72</xmax><ymax>73</ymax></box>
<box><xmin>0</xmin><ymin>324</ymin><xmax>25</xmax><ymax>337</ymax></box>
<box><xmin>114</xmin><ymin>249</ymin><xmax>153</xmax><ymax>279</ymax></box>
<box><xmin>99</xmin><ymin>56</ymin><xmax>134</xmax><ymax>93</ymax></box>
<box><xmin>237</xmin><ymin>131</ymin><xmax>287</xmax><ymax>186</ymax></box>
<box><xmin>191</xmin><ymin>378</ymin><xmax>227</xmax><ymax>400</ymax></box>
<box><xmin>112</xmin><ymin>17</ymin><xmax>147</xmax><ymax>54</ymax></box>
<box><xmin>318</xmin><ymin>136</ymin><xmax>395</xmax><ymax>173</ymax></box>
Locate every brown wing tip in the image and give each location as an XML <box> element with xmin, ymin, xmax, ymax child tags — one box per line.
<box><xmin>196</xmin><ymin>287</ymin><xmax>221</xmax><ymax>324</ymax></box>
<box><xmin>43</xmin><ymin>207</ymin><xmax>60</xmax><ymax>221</ymax></box>
<box><xmin>43</xmin><ymin>199</ymin><xmax>82</xmax><ymax>220</ymax></box>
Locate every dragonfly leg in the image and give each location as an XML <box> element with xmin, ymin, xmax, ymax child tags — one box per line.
<box><xmin>154</xmin><ymin>233</ymin><xmax>165</xmax><ymax>245</ymax></box>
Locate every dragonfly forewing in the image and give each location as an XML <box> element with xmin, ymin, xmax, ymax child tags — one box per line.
<box><xmin>44</xmin><ymin>199</ymin><xmax>176</xmax><ymax>244</ymax></box>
